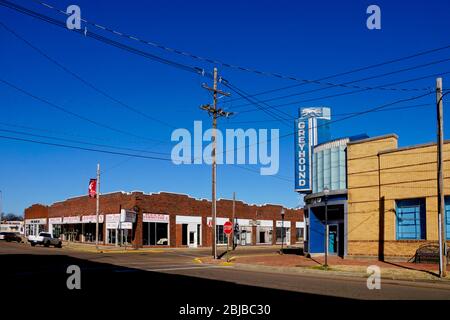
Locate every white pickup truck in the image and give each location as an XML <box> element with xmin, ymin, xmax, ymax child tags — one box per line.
<box><xmin>28</xmin><ymin>232</ymin><xmax>62</xmax><ymax>248</ymax></box>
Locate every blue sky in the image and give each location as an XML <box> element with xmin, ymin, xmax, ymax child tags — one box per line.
<box><xmin>1</xmin><ymin>0</ymin><xmax>450</xmax><ymax>215</ymax></box>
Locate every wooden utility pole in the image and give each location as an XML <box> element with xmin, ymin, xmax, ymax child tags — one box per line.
<box><xmin>201</xmin><ymin>68</ymin><xmax>232</xmax><ymax>259</ymax></box>
<box><xmin>95</xmin><ymin>163</ymin><xmax>100</xmax><ymax>251</ymax></box>
<box><xmin>436</xmin><ymin>77</ymin><xmax>447</xmax><ymax>278</ymax></box>
<box><xmin>232</xmin><ymin>192</ymin><xmax>236</xmax><ymax>250</ymax></box>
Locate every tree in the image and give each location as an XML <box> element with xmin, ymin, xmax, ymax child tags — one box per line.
<box><xmin>2</xmin><ymin>213</ymin><xmax>23</xmax><ymax>221</ymax></box>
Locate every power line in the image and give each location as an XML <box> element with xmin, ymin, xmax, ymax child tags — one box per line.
<box><xmin>19</xmin><ymin>0</ymin><xmax>429</xmax><ymax>93</ymax></box>
<box><xmin>221</xmin><ymin>81</ymin><xmax>293</xmax><ymax>127</ymax></box>
<box><xmin>0</xmin><ymin>134</ymin><xmax>173</xmax><ymax>161</ymax></box>
<box><xmin>238</xmin><ymin>70</ymin><xmax>450</xmax><ymax>114</ymax></box>
<box><xmin>0</xmin><ymin>78</ymin><xmax>165</xmax><ymax>143</ymax></box>
<box><xmin>215</xmin><ymin>89</ymin><xmax>434</xmax><ymax>157</ymax></box>
<box><xmin>0</xmin><ymin>127</ymin><xmax>171</xmax><ymax>156</ymax></box>
<box><xmin>0</xmin><ymin>21</ymin><xmax>177</xmax><ymax>129</ymax></box>
<box><xmin>231</xmin><ymin>57</ymin><xmax>450</xmax><ymax>109</ymax></box>
<box><xmin>0</xmin><ymin>0</ymin><xmax>207</xmax><ymax>78</ymax></box>
<box><xmin>228</xmin><ymin>103</ymin><xmax>432</xmax><ymax>124</ymax></box>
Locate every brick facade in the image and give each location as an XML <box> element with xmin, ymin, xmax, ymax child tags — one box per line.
<box><xmin>24</xmin><ymin>191</ymin><xmax>304</xmax><ymax>248</ymax></box>
<box><xmin>347</xmin><ymin>134</ymin><xmax>450</xmax><ymax>260</ymax></box>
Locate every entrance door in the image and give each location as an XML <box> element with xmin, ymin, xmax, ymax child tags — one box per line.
<box><xmin>240</xmin><ymin>230</ymin><xmax>247</xmax><ymax>246</ymax></box>
<box><xmin>259</xmin><ymin>231</ymin><xmax>265</xmax><ymax>244</ymax></box>
<box><xmin>328</xmin><ymin>225</ymin><xmax>338</xmax><ymax>255</ymax></box>
<box><xmin>188</xmin><ymin>224</ymin><xmax>197</xmax><ymax>248</ymax></box>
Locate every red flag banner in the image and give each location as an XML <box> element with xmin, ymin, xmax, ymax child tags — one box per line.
<box><xmin>88</xmin><ymin>179</ymin><xmax>97</xmax><ymax>198</ymax></box>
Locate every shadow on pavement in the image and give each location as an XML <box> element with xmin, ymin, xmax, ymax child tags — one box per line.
<box><xmin>2</xmin><ymin>253</ymin><xmax>354</xmax><ymax>317</ymax></box>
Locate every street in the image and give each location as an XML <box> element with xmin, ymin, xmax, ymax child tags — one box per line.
<box><xmin>2</xmin><ymin>242</ymin><xmax>450</xmax><ymax>315</ymax></box>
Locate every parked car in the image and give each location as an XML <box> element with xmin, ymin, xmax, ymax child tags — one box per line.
<box><xmin>0</xmin><ymin>232</ymin><xmax>22</xmax><ymax>243</ymax></box>
<box><xmin>28</xmin><ymin>232</ymin><xmax>62</xmax><ymax>248</ymax></box>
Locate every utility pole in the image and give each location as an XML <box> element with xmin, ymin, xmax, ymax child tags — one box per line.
<box><xmin>436</xmin><ymin>77</ymin><xmax>447</xmax><ymax>278</ymax></box>
<box><xmin>232</xmin><ymin>192</ymin><xmax>236</xmax><ymax>250</ymax></box>
<box><xmin>95</xmin><ymin>163</ymin><xmax>100</xmax><ymax>251</ymax></box>
<box><xmin>201</xmin><ymin>67</ymin><xmax>232</xmax><ymax>259</ymax></box>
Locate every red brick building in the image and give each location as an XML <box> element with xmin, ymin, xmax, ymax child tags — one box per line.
<box><xmin>24</xmin><ymin>191</ymin><xmax>304</xmax><ymax>248</ymax></box>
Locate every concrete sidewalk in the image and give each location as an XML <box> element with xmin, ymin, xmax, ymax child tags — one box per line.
<box><xmin>200</xmin><ymin>252</ymin><xmax>450</xmax><ymax>283</ymax></box>
<box><xmin>60</xmin><ymin>242</ymin><xmax>283</xmax><ymax>254</ymax></box>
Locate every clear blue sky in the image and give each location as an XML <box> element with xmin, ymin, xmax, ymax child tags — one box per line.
<box><xmin>1</xmin><ymin>0</ymin><xmax>450</xmax><ymax>215</ymax></box>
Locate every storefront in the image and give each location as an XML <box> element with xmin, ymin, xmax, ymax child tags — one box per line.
<box><xmin>176</xmin><ymin>215</ymin><xmax>201</xmax><ymax>247</ymax></box>
<box><xmin>295</xmin><ymin>221</ymin><xmax>305</xmax><ymax>243</ymax></box>
<box><xmin>48</xmin><ymin>217</ymin><xmax>62</xmax><ymax>238</ymax></box>
<box><xmin>276</xmin><ymin>220</ymin><xmax>291</xmax><ymax>245</ymax></box>
<box><xmin>81</xmin><ymin>215</ymin><xmax>104</xmax><ymax>243</ymax></box>
<box><xmin>24</xmin><ymin>191</ymin><xmax>303</xmax><ymax>248</ymax></box>
<box><xmin>25</xmin><ymin>218</ymin><xmax>46</xmax><ymax>236</ymax></box>
<box><xmin>303</xmin><ymin>136</ymin><xmax>368</xmax><ymax>257</ymax></box>
<box><xmin>143</xmin><ymin>213</ymin><xmax>169</xmax><ymax>246</ymax></box>
<box><xmin>256</xmin><ymin>220</ymin><xmax>273</xmax><ymax>245</ymax></box>
<box><xmin>106</xmin><ymin>214</ymin><xmax>132</xmax><ymax>246</ymax></box>
<box><xmin>234</xmin><ymin>218</ymin><xmax>252</xmax><ymax>246</ymax></box>
<box><xmin>207</xmin><ymin>217</ymin><xmax>231</xmax><ymax>246</ymax></box>
<box><xmin>61</xmin><ymin>216</ymin><xmax>82</xmax><ymax>242</ymax></box>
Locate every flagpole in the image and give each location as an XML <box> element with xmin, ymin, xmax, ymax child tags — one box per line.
<box><xmin>95</xmin><ymin>163</ymin><xmax>100</xmax><ymax>251</ymax></box>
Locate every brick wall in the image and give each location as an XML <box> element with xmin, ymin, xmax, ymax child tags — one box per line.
<box><xmin>24</xmin><ymin>191</ymin><xmax>304</xmax><ymax>248</ymax></box>
<box><xmin>347</xmin><ymin>134</ymin><xmax>450</xmax><ymax>260</ymax></box>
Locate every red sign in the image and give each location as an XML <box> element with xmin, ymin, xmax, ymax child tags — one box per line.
<box><xmin>224</xmin><ymin>221</ymin><xmax>233</xmax><ymax>235</ymax></box>
<box><xmin>88</xmin><ymin>179</ymin><xmax>97</xmax><ymax>198</ymax></box>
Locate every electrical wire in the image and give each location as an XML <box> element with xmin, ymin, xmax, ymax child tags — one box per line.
<box><xmin>0</xmin><ymin>21</ymin><xmax>177</xmax><ymax>129</ymax></box>
<box><xmin>26</xmin><ymin>0</ymin><xmax>434</xmax><ymax>93</ymax></box>
<box><xmin>238</xmin><ymin>71</ymin><xmax>450</xmax><ymax>114</ymax></box>
<box><xmin>231</xmin><ymin>57</ymin><xmax>450</xmax><ymax>109</ymax></box>
<box><xmin>0</xmin><ymin>78</ymin><xmax>168</xmax><ymax>144</ymax></box>
<box><xmin>0</xmin><ymin>134</ymin><xmax>173</xmax><ymax>161</ymax></box>
<box><xmin>0</xmin><ymin>127</ymin><xmax>171</xmax><ymax>156</ymax></box>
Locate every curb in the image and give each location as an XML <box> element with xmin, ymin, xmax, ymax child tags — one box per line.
<box><xmin>232</xmin><ymin>263</ymin><xmax>450</xmax><ymax>289</ymax></box>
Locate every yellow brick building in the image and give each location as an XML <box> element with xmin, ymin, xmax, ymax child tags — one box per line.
<box><xmin>347</xmin><ymin>134</ymin><xmax>450</xmax><ymax>260</ymax></box>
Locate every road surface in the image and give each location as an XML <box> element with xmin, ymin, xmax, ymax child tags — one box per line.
<box><xmin>1</xmin><ymin>242</ymin><xmax>449</xmax><ymax>317</ymax></box>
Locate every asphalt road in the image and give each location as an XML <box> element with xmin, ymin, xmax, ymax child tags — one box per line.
<box><xmin>1</xmin><ymin>242</ymin><xmax>449</xmax><ymax>317</ymax></box>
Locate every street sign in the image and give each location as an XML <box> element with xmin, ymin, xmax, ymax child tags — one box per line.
<box><xmin>224</xmin><ymin>221</ymin><xmax>233</xmax><ymax>235</ymax></box>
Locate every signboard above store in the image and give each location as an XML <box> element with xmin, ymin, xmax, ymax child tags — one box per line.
<box><xmin>120</xmin><ymin>209</ymin><xmax>136</xmax><ymax>223</ymax></box>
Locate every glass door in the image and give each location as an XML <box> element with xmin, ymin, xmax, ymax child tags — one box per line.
<box><xmin>328</xmin><ymin>225</ymin><xmax>338</xmax><ymax>255</ymax></box>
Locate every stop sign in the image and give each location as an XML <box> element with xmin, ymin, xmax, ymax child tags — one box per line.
<box><xmin>223</xmin><ymin>221</ymin><xmax>233</xmax><ymax>235</ymax></box>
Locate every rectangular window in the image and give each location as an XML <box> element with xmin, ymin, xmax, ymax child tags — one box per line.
<box><xmin>143</xmin><ymin>222</ymin><xmax>168</xmax><ymax>246</ymax></box>
<box><xmin>216</xmin><ymin>225</ymin><xmax>227</xmax><ymax>244</ymax></box>
<box><xmin>396</xmin><ymin>199</ymin><xmax>426</xmax><ymax>240</ymax></box>
<box><xmin>276</xmin><ymin>227</ymin><xmax>289</xmax><ymax>243</ymax></box>
<box><xmin>296</xmin><ymin>227</ymin><xmax>304</xmax><ymax>242</ymax></box>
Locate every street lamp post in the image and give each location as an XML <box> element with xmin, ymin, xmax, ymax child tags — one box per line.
<box><xmin>280</xmin><ymin>208</ymin><xmax>285</xmax><ymax>254</ymax></box>
<box><xmin>323</xmin><ymin>187</ymin><xmax>329</xmax><ymax>269</ymax></box>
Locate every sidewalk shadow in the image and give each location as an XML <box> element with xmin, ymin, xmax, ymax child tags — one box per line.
<box><xmin>381</xmin><ymin>260</ymin><xmax>440</xmax><ymax>278</ymax></box>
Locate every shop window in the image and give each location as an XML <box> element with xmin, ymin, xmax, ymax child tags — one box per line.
<box><xmin>296</xmin><ymin>227</ymin><xmax>304</xmax><ymax>242</ymax></box>
<box><xmin>53</xmin><ymin>225</ymin><xmax>62</xmax><ymax>238</ymax></box>
<box><xmin>396</xmin><ymin>199</ymin><xmax>426</xmax><ymax>240</ymax></box>
<box><xmin>216</xmin><ymin>225</ymin><xmax>227</xmax><ymax>244</ymax></box>
<box><xmin>143</xmin><ymin>222</ymin><xmax>168</xmax><ymax>245</ymax></box>
<box><xmin>276</xmin><ymin>227</ymin><xmax>289</xmax><ymax>243</ymax></box>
